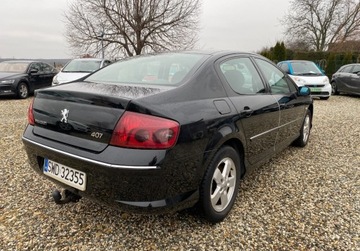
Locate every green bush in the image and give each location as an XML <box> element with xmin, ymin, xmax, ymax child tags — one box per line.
<box><xmin>259</xmin><ymin>42</ymin><xmax>359</xmax><ymax>77</ymax></box>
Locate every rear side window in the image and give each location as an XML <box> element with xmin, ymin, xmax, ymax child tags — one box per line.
<box><xmin>219</xmin><ymin>57</ymin><xmax>265</xmax><ymax>94</ymax></box>
<box><xmin>40</xmin><ymin>63</ymin><xmax>54</xmax><ymax>73</ymax></box>
<box><xmin>351</xmin><ymin>65</ymin><xmax>360</xmax><ymax>74</ymax></box>
<box><xmin>30</xmin><ymin>63</ymin><xmax>41</xmax><ymax>72</ymax></box>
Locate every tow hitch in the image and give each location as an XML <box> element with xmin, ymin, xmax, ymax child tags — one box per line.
<box><xmin>52</xmin><ymin>189</ymin><xmax>82</xmax><ymax>204</ymax></box>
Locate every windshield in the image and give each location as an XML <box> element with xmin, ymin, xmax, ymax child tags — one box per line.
<box><xmin>85</xmin><ymin>53</ymin><xmax>208</xmax><ymax>86</ymax></box>
<box><xmin>63</xmin><ymin>60</ymin><xmax>102</xmax><ymax>73</ymax></box>
<box><xmin>0</xmin><ymin>62</ymin><xmax>29</xmax><ymax>73</ymax></box>
<box><xmin>291</xmin><ymin>61</ymin><xmax>323</xmax><ymax>76</ymax></box>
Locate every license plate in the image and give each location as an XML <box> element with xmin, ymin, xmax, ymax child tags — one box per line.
<box><xmin>43</xmin><ymin>159</ymin><xmax>86</xmax><ymax>191</ymax></box>
<box><xmin>310</xmin><ymin>87</ymin><xmax>321</xmax><ymax>92</ymax></box>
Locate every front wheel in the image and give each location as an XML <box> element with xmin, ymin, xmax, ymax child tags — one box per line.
<box><xmin>199</xmin><ymin>146</ymin><xmax>241</xmax><ymax>223</ymax></box>
<box><xmin>293</xmin><ymin>109</ymin><xmax>312</xmax><ymax>147</ymax></box>
<box><xmin>17</xmin><ymin>82</ymin><xmax>29</xmax><ymax>99</ymax></box>
<box><xmin>331</xmin><ymin>82</ymin><xmax>339</xmax><ymax>95</ymax></box>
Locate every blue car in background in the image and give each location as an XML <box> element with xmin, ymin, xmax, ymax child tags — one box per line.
<box><xmin>278</xmin><ymin>60</ymin><xmax>331</xmax><ymax>100</ymax></box>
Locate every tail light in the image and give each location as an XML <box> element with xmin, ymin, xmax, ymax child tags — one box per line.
<box><xmin>110</xmin><ymin>111</ymin><xmax>180</xmax><ymax>149</ymax></box>
<box><xmin>28</xmin><ymin>99</ymin><xmax>35</xmax><ymax>125</ymax></box>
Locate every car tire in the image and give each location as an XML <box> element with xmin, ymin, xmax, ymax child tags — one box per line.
<box><xmin>199</xmin><ymin>146</ymin><xmax>241</xmax><ymax>223</ymax></box>
<box><xmin>293</xmin><ymin>109</ymin><xmax>312</xmax><ymax>147</ymax></box>
<box><xmin>17</xmin><ymin>82</ymin><xmax>29</xmax><ymax>99</ymax></box>
<box><xmin>331</xmin><ymin>82</ymin><xmax>339</xmax><ymax>95</ymax></box>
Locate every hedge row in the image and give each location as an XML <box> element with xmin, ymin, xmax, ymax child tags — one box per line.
<box><xmin>261</xmin><ymin>46</ymin><xmax>360</xmax><ymax>78</ymax></box>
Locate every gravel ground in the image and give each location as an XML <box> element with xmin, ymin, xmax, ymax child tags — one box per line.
<box><xmin>1</xmin><ymin>95</ymin><xmax>359</xmax><ymax>250</ymax></box>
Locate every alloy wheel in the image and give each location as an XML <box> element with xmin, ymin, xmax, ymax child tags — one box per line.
<box><xmin>331</xmin><ymin>82</ymin><xmax>337</xmax><ymax>95</ymax></box>
<box><xmin>18</xmin><ymin>83</ymin><xmax>28</xmax><ymax>98</ymax></box>
<box><xmin>302</xmin><ymin>115</ymin><xmax>311</xmax><ymax>143</ymax></box>
<box><xmin>210</xmin><ymin>157</ymin><xmax>237</xmax><ymax>212</ymax></box>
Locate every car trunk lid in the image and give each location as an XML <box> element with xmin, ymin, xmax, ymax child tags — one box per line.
<box><xmin>31</xmin><ymin>81</ymin><xmax>165</xmax><ymax>152</ymax></box>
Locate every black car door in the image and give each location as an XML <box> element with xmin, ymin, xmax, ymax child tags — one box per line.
<box><xmin>217</xmin><ymin>56</ymin><xmax>280</xmax><ymax>165</ymax></box>
<box><xmin>253</xmin><ymin>58</ymin><xmax>308</xmax><ymax>150</ymax></box>
<box><xmin>28</xmin><ymin>63</ymin><xmax>42</xmax><ymax>91</ymax></box>
<box><xmin>39</xmin><ymin>62</ymin><xmax>56</xmax><ymax>88</ymax></box>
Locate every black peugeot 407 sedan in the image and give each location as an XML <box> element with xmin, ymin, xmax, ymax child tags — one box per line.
<box><xmin>22</xmin><ymin>51</ymin><xmax>313</xmax><ymax>223</ymax></box>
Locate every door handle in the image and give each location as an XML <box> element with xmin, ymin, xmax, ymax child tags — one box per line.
<box><xmin>280</xmin><ymin>103</ymin><xmax>294</xmax><ymax>109</ymax></box>
<box><xmin>241</xmin><ymin>106</ymin><xmax>253</xmax><ymax>117</ymax></box>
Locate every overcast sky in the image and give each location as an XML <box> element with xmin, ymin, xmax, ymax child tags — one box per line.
<box><xmin>0</xmin><ymin>0</ymin><xmax>290</xmax><ymax>59</ymax></box>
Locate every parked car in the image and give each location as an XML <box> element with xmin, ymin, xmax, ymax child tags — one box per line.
<box><xmin>0</xmin><ymin>60</ymin><xmax>57</xmax><ymax>99</ymax></box>
<box><xmin>23</xmin><ymin>51</ymin><xmax>313</xmax><ymax>223</ymax></box>
<box><xmin>331</xmin><ymin>63</ymin><xmax>360</xmax><ymax>95</ymax></box>
<box><xmin>52</xmin><ymin>58</ymin><xmax>112</xmax><ymax>85</ymax></box>
<box><xmin>278</xmin><ymin>60</ymin><xmax>331</xmax><ymax>100</ymax></box>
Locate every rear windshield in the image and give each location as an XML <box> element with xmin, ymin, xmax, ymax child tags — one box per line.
<box><xmin>85</xmin><ymin>53</ymin><xmax>208</xmax><ymax>86</ymax></box>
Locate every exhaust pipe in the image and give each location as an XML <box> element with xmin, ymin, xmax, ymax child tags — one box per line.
<box><xmin>52</xmin><ymin>189</ymin><xmax>82</xmax><ymax>204</ymax></box>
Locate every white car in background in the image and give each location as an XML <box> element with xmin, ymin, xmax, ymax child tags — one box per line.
<box><xmin>52</xmin><ymin>58</ymin><xmax>112</xmax><ymax>85</ymax></box>
<box><xmin>278</xmin><ymin>60</ymin><xmax>331</xmax><ymax>100</ymax></box>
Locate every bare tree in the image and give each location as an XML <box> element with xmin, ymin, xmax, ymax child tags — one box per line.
<box><xmin>282</xmin><ymin>0</ymin><xmax>360</xmax><ymax>51</ymax></box>
<box><xmin>64</xmin><ymin>0</ymin><xmax>201</xmax><ymax>58</ymax></box>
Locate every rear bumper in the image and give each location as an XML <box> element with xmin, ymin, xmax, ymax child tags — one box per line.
<box><xmin>22</xmin><ymin>125</ymin><xmax>201</xmax><ymax>213</ymax></box>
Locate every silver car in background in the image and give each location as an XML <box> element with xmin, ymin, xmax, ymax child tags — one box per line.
<box><xmin>331</xmin><ymin>63</ymin><xmax>360</xmax><ymax>96</ymax></box>
<box><xmin>52</xmin><ymin>58</ymin><xmax>112</xmax><ymax>85</ymax></box>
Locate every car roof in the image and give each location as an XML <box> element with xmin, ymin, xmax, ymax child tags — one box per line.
<box><xmin>342</xmin><ymin>63</ymin><xmax>360</xmax><ymax>67</ymax></box>
<box><xmin>129</xmin><ymin>50</ymin><xmax>262</xmax><ymax>60</ymax></box>
<box><xmin>176</xmin><ymin>50</ymin><xmax>255</xmax><ymax>56</ymax></box>
<box><xmin>70</xmin><ymin>58</ymin><xmax>107</xmax><ymax>62</ymax></box>
<box><xmin>279</xmin><ymin>60</ymin><xmax>315</xmax><ymax>64</ymax></box>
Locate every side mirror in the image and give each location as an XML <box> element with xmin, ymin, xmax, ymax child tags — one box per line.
<box><xmin>299</xmin><ymin>86</ymin><xmax>310</xmax><ymax>96</ymax></box>
<box><xmin>30</xmin><ymin>69</ymin><xmax>38</xmax><ymax>74</ymax></box>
